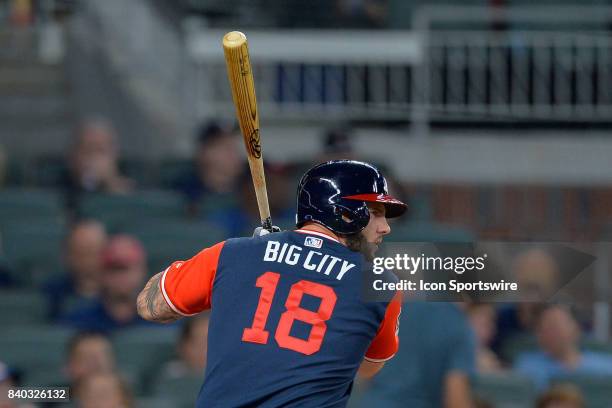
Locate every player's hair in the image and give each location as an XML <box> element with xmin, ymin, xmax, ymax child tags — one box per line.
<box><xmin>65</xmin><ymin>331</ymin><xmax>111</xmax><ymax>358</ymax></box>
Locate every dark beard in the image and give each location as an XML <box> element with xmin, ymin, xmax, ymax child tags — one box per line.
<box><xmin>344</xmin><ymin>233</ymin><xmax>378</xmax><ymax>261</ymax></box>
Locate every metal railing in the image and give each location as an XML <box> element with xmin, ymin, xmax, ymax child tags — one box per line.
<box><xmin>185</xmin><ymin>7</ymin><xmax>612</xmax><ymax>128</ymax></box>
<box><xmin>411</xmin><ymin>6</ymin><xmax>612</xmax><ymax>129</ymax></box>
<box><xmin>183</xmin><ymin>30</ymin><xmax>422</xmax><ymax>125</ymax></box>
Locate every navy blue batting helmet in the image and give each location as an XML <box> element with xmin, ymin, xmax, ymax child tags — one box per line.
<box><xmin>296</xmin><ymin>160</ymin><xmax>407</xmax><ymax>235</ymax></box>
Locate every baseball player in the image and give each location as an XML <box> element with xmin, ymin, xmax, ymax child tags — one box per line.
<box><xmin>137</xmin><ymin>160</ymin><xmax>407</xmax><ymax>407</ymax></box>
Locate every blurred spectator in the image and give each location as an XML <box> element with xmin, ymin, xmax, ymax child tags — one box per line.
<box><xmin>74</xmin><ymin>372</ymin><xmax>134</xmax><ymax>408</ymax></box>
<box><xmin>65</xmin><ymin>332</ymin><xmax>116</xmax><ymax>387</ymax></box>
<box><xmin>174</xmin><ymin>121</ymin><xmax>243</xmax><ymax>215</ymax></box>
<box><xmin>494</xmin><ymin>248</ymin><xmax>559</xmax><ymax>357</ymax></box>
<box><xmin>161</xmin><ymin>313</ymin><xmax>210</xmax><ymax>379</ymax></box>
<box><xmin>336</xmin><ymin>0</ymin><xmax>387</xmax><ymax>28</ymax></box>
<box><xmin>209</xmin><ymin>164</ymin><xmax>295</xmax><ymax>236</ymax></box>
<box><xmin>45</xmin><ymin>220</ymin><xmax>108</xmax><ymax>319</ymax></box>
<box><xmin>466</xmin><ymin>303</ymin><xmax>503</xmax><ymax>373</ymax></box>
<box><xmin>318</xmin><ymin>126</ymin><xmax>356</xmax><ymax>162</ymax></box>
<box><xmin>514</xmin><ymin>305</ymin><xmax>612</xmax><ymax>390</ymax></box>
<box><xmin>62</xmin><ymin>118</ymin><xmax>134</xmax><ymax>210</ymax></box>
<box><xmin>9</xmin><ymin>0</ymin><xmax>33</xmax><ymax>26</ymax></box>
<box><xmin>536</xmin><ymin>384</ymin><xmax>585</xmax><ymax>408</ymax></box>
<box><xmin>0</xmin><ymin>361</ymin><xmax>31</xmax><ymax>408</ymax></box>
<box><xmin>60</xmin><ymin>235</ymin><xmax>151</xmax><ymax>332</ymax></box>
<box><xmin>0</xmin><ymin>145</ymin><xmax>6</xmax><ymax>186</ymax></box>
<box><xmin>356</xmin><ymin>302</ymin><xmax>475</xmax><ymax>408</ymax></box>
<box><xmin>0</xmin><ymin>231</ymin><xmax>14</xmax><ymax>285</ymax></box>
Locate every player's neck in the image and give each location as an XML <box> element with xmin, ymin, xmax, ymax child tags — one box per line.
<box><xmin>298</xmin><ymin>223</ymin><xmax>346</xmax><ymax>246</ymax></box>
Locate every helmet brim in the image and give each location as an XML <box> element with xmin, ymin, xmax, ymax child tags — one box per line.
<box><xmin>343</xmin><ymin>194</ymin><xmax>407</xmax><ymax>218</ymax></box>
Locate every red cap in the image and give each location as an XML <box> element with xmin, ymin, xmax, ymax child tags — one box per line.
<box><xmin>102</xmin><ymin>235</ymin><xmax>145</xmax><ymax>268</ymax></box>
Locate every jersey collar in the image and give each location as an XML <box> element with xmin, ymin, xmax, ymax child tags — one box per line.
<box><xmin>294</xmin><ymin>228</ymin><xmax>340</xmax><ymax>243</ymax></box>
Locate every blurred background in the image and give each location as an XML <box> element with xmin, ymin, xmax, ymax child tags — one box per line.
<box><xmin>0</xmin><ymin>0</ymin><xmax>611</xmax><ymax>407</ymax></box>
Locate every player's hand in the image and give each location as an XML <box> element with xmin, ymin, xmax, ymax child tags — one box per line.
<box><xmin>253</xmin><ymin>225</ymin><xmax>281</xmax><ymax>237</ymax></box>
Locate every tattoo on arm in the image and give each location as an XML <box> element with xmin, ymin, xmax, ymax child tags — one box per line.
<box><xmin>137</xmin><ymin>271</ymin><xmax>181</xmax><ymax>323</ymax></box>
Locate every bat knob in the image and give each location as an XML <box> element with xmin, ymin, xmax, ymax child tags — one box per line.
<box><xmin>223</xmin><ymin>31</ymin><xmax>247</xmax><ymax>48</ymax></box>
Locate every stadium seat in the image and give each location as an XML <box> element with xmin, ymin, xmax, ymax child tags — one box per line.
<box><xmin>119</xmin><ymin>158</ymin><xmax>151</xmax><ymax>187</ymax></box>
<box><xmin>118</xmin><ymin>364</ymin><xmax>147</xmax><ymax>397</ymax></box>
<box><xmin>0</xmin><ymin>188</ymin><xmax>64</xmax><ymax>222</ymax></box>
<box><xmin>472</xmin><ymin>373</ymin><xmax>536</xmax><ymax>408</ymax></box>
<box><xmin>499</xmin><ymin>334</ymin><xmax>538</xmax><ymax>363</ymax></box>
<box><xmin>31</xmin><ymin>156</ymin><xmax>66</xmax><ymax>186</ymax></box>
<box><xmin>23</xmin><ymin>366</ymin><xmax>68</xmax><ymax>387</ymax></box>
<box><xmin>552</xmin><ymin>374</ymin><xmax>612</xmax><ymax>408</ymax></box>
<box><xmin>78</xmin><ymin>190</ymin><xmax>187</xmax><ymax>230</ymax></box>
<box><xmin>136</xmin><ymin>397</ymin><xmax>179</xmax><ymax>408</ymax></box>
<box><xmin>387</xmin><ymin>220</ymin><xmax>475</xmax><ymax>242</ymax></box>
<box><xmin>0</xmin><ymin>325</ymin><xmax>75</xmax><ymax>369</ymax></box>
<box><xmin>153</xmin><ymin>373</ymin><xmax>202</xmax><ymax>408</ymax></box>
<box><xmin>112</xmin><ymin>327</ymin><xmax>179</xmax><ymax>385</ymax></box>
<box><xmin>157</xmin><ymin>158</ymin><xmax>193</xmax><ymax>188</ymax></box>
<box><xmin>120</xmin><ymin>220</ymin><xmax>227</xmax><ymax>273</ymax></box>
<box><xmin>0</xmin><ymin>290</ymin><xmax>47</xmax><ymax>325</ymax></box>
<box><xmin>2</xmin><ymin>218</ymin><xmax>65</xmax><ymax>284</ymax></box>
<box><xmin>582</xmin><ymin>339</ymin><xmax>612</xmax><ymax>356</ymax></box>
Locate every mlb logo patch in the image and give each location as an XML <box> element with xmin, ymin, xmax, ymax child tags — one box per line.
<box><xmin>304</xmin><ymin>236</ymin><xmax>323</xmax><ymax>249</ymax></box>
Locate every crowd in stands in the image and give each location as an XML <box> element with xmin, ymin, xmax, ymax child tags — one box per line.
<box><xmin>0</xmin><ymin>116</ymin><xmax>611</xmax><ymax>407</ymax></box>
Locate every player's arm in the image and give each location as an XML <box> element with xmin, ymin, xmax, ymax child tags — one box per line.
<box><xmin>137</xmin><ymin>241</ymin><xmax>225</xmax><ymax>323</ymax></box>
<box><xmin>358</xmin><ymin>291</ymin><xmax>402</xmax><ymax>379</ymax></box>
<box><xmin>443</xmin><ymin>371</ymin><xmax>473</xmax><ymax>408</ymax></box>
<box><xmin>443</xmin><ymin>313</ymin><xmax>476</xmax><ymax>408</ymax></box>
<box><xmin>137</xmin><ymin>271</ymin><xmax>182</xmax><ymax>323</ymax></box>
<box><xmin>357</xmin><ymin>359</ymin><xmax>385</xmax><ymax>379</ymax></box>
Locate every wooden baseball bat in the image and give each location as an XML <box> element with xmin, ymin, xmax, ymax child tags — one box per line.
<box><xmin>222</xmin><ymin>31</ymin><xmax>273</xmax><ymax>232</ymax></box>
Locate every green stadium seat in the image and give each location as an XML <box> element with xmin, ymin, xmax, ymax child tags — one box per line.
<box><xmin>5</xmin><ymin>160</ymin><xmax>26</xmax><ymax>186</ymax></box>
<box><xmin>31</xmin><ymin>156</ymin><xmax>66</xmax><ymax>187</ymax></box>
<box><xmin>499</xmin><ymin>333</ymin><xmax>538</xmax><ymax>363</ymax></box>
<box><xmin>118</xmin><ymin>364</ymin><xmax>147</xmax><ymax>397</ymax></box>
<box><xmin>552</xmin><ymin>374</ymin><xmax>612</xmax><ymax>408</ymax></box>
<box><xmin>112</xmin><ymin>327</ymin><xmax>178</xmax><ymax>385</ymax></box>
<box><xmin>472</xmin><ymin>373</ymin><xmax>536</xmax><ymax>408</ymax></box>
<box><xmin>120</xmin><ymin>220</ymin><xmax>227</xmax><ymax>273</ymax></box>
<box><xmin>119</xmin><ymin>158</ymin><xmax>151</xmax><ymax>186</ymax></box>
<box><xmin>136</xmin><ymin>397</ymin><xmax>179</xmax><ymax>408</ymax></box>
<box><xmin>0</xmin><ymin>188</ymin><xmax>64</xmax><ymax>222</ymax></box>
<box><xmin>0</xmin><ymin>290</ymin><xmax>47</xmax><ymax>325</ymax></box>
<box><xmin>157</xmin><ymin>159</ymin><xmax>193</xmax><ymax>188</ymax></box>
<box><xmin>196</xmin><ymin>194</ymin><xmax>239</xmax><ymax>215</ymax></box>
<box><xmin>0</xmin><ymin>325</ymin><xmax>75</xmax><ymax>369</ymax></box>
<box><xmin>387</xmin><ymin>220</ymin><xmax>475</xmax><ymax>242</ymax></box>
<box><xmin>153</xmin><ymin>373</ymin><xmax>202</xmax><ymax>408</ymax></box>
<box><xmin>78</xmin><ymin>190</ymin><xmax>187</xmax><ymax>230</ymax></box>
<box><xmin>22</xmin><ymin>366</ymin><xmax>68</xmax><ymax>387</ymax></box>
<box><xmin>2</xmin><ymin>219</ymin><xmax>65</xmax><ymax>284</ymax></box>
<box><xmin>582</xmin><ymin>339</ymin><xmax>612</xmax><ymax>355</ymax></box>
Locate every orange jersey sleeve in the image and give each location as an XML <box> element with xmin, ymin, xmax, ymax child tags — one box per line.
<box><xmin>161</xmin><ymin>241</ymin><xmax>225</xmax><ymax>316</ymax></box>
<box><xmin>365</xmin><ymin>291</ymin><xmax>402</xmax><ymax>362</ymax></box>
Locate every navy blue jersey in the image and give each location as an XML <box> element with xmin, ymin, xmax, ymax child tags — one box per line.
<box><xmin>161</xmin><ymin>229</ymin><xmax>401</xmax><ymax>407</ymax></box>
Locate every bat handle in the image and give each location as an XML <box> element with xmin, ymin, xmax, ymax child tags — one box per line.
<box><xmin>261</xmin><ymin>217</ymin><xmax>273</xmax><ymax>232</ymax></box>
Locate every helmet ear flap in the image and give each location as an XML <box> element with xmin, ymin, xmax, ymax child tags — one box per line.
<box><xmin>332</xmin><ymin>202</ymin><xmax>370</xmax><ymax>235</ymax></box>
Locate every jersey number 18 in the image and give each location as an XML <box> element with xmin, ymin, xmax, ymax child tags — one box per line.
<box><xmin>242</xmin><ymin>271</ymin><xmax>337</xmax><ymax>355</ymax></box>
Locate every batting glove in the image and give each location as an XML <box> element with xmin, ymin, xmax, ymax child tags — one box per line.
<box><xmin>253</xmin><ymin>225</ymin><xmax>281</xmax><ymax>237</ymax></box>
